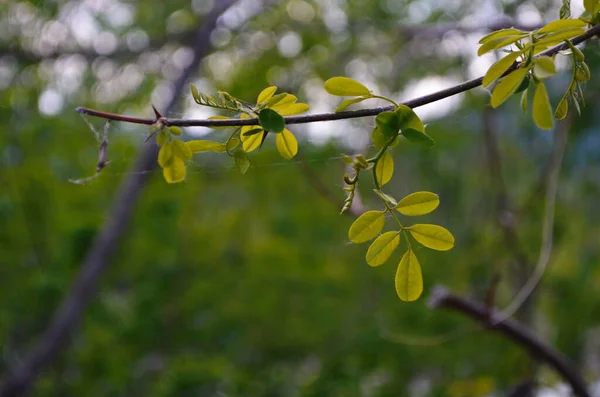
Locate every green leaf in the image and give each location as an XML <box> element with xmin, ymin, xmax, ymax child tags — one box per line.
<box><xmin>395</xmin><ymin>248</ymin><xmax>423</xmax><ymax>302</ymax></box>
<box><xmin>335</xmin><ymin>96</ymin><xmax>370</xmax><ymax>112</ymax></box>
<box><xmin>478</xmin><ymin>28</ymin><xmax>526</xmax><ymax>44</ymax></box>
<box><xmin>371</xmin><ymin>126</ymin><xmax>388</xmax><ymax>148</ymax></box>
<box><xmin>554</xmin><ymin>94</ymin><xmax>569</xmax><ymax>120</ymax></box>
<box><xmin>483</xmin><ymin>51</ymin><xmax>522</xmax><ymax>87</ymax></box>
<box><xmin>402</xmin><ymin>128</ymin><xmax>435</xmax><ymax>147</ymax></box>
<box><xmin>375</xmin><ymin>151</ymin><xmax>394</xmax><ymax>186</ymax></box>
<box><xmin>395</xmin><ymin>105</ymin><xmax>424</xmax><ymax>132</ymax></box>
<box><xmin>396</xmin><ymin>191</ymin><xmax>440</xmax><ymax>216</ymax></box>
<box><xmin>366</xmin><ymin>231</ymin><xmax>401</xmax><ymax>267</ymax></box>
<box><xmin>162</xmin><ymin>156</ymin><xmax>186</xmax><ymax>183</ymax></box>
<box><xmin>257</xmin><ymin>86</ymin><xmax>277</xmax><ymax>104</ymax></box>
<box><xmin>186</xmin><ymin>140</ymin><xmax>227</xmax><ymax>153</ymax></box>
<box><xmin>478</xmin><ymin>35</ymin><xmax>526</xmax><ymax>56</ymax></box>
<box><xmin>275</xmin><ymin>129</ymin><xmax>298</xmax><ymax>159</ymax></box>
<box><xmin>533</xmin><ymin>56</ymin><xmax>556</xmax><ymax>79</ymax></box>
<box><xmin>324</xmin><ymin>76</ymin><xmax>371</xmax><ymax>96</ymax></box>
<box><xmin>226</xmin><ymin>137</ymin><xmax>240</xmax><ymax>151</ymax></box>
<box><xmin>233</xmin><ymin>149</ymin><xmax>250</xmax><ymax>174</ymax></box>
<box><xmin>576</xmin><ymin>62</ymin><xmax>591</xmax><ymax>81</ymax></box>
<box><xmin>560</xmin><ymin>0</ymin><xmax>571</xmax><ymax>19</ymax></box>
<box><xmin>520</xmin><ymin>89</ymin><xmax>529</xmax><ymax>113</ymax></box>
<box><xmin>407</xmin><ymin>224</ymin><xmax>455</xmax><ymax>251</ymax></box>
<box><xmin>172</xmin><ymin>139</ymin><xmax>192</xmax><ymax>160</ymax></box>
<box><xmin>258</xmin><ymin>108</ymin><xmax>285</xmax><ymax>133</ymax></box>
<box><xmin>490</xmin><ymin>67</ymin><xmax>530</xmax><ymax>108</ymax></box>
<box><xmin>532</xmin><ymin>82</ymin><xmax>554</xmax><ymax>130</ymax></box>
<box><xmin>375</xmin><ymin>111</ymin><xmax>400</xmax><ymax>137</ymax></box>
<box><xmin>348</xmin><ymin>210</ymin><xmax>385</xmax><ymax>243</ymax></box>
<box><xmin>158</xmin><ymin>143</ymin><xmax>173</xmax><ymax>167</ymax></box>
<box><xmin>190</xmin><ymin>83</ymin><xmax>201</xmax><ymax>103</ymax></box>
<box><xmin>537</xmin><ymin>19</ymin><xmax>587</xmax><ymax>34</ymax></box>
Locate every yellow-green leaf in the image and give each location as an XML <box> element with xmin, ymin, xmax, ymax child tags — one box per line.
<box><xmin>156</xmin><ymin>130</ymin><xmax>169</xmax><ymax>146</ymax></box>
<box><xmin>263</xmin><ymin>93</ymin><xmax>288</xmax><ymax>108</ymax></box>
<box><xmin>172</xmin><ymin>139</ymin><xmax>192</xmax><ymax>160</ymax></box>
<box><xmin>478</xmin><ymin>28</ymin><xmax>526</xmax><ymax>44</ymax></box>
<box><xmin>584</xmin><ymin>0</ymin><xmax>597</xmax><ymax>14</ymax></box>
<box><xmin>169</xmin><ymin>126</ymin><xmax>182</xmax><ymax>136</ymax></box>
<box><xmin>271</xmin><ymin>103</ymin><xmax>310</xmax><ymax>116</ymax></box>
<box><xmin>257</xmin><ymin>86</ymin><xmax>277</xmax><ymax>104</ymax></box>
<box><xmin>375</xmin><ymin>151</ymin><xmax>394</xmax><ymax>186</ymax></box>
<box><xmin>483</xmin><ymin>51</ymin><xmax>522</xmax><ymax>87</ymax></box>
<box><xmin>535</xmin><ymin>28</ymin><xmax>586</xmax><ymax>47</ymax></box>
<box><xmin>407</xmin><ymin>224</ymin><xmax>455</xmax><ymax>251</ymax></box>
<box><xmin>554</xmin><ymin>94</ymin><xmax>569</xmax><ymax>120</ymax></box>
<box><xmin>366</xmin><ymin>231</ymin><xmax>401</xmax><ymax>267</ymax></box>
<box><xmin>207</xmin><ymin>115</ymin><xmax>233</xmax><ymax>130</ymax></box>
<box><xmin>186</xmin><ymin>140</ymin><xmax>227</xmax><ymax>153</ymax></box>
<box><xmin>324</xmin><ymin>76</ymin><xmax>371</xmax><ymax>96</ymax></box>
<box><xmin>532</xmin><ymin>82</ymin><xmax>553</xmax><ymax>130</ymax></box>
<box><xmin>395</xmin><ymin>248</ymin><xmax>423</xmax><ymax>302</ymax></box>
<box><xmin>241</xmin><ymin>127</ymin><xmax>265</xmax><ymax>152</ymax></box>
<box><xmin>335</xmin><ymin>97</ymin><xmax>370</xmax><ymax>112</ymax></box>
<box><xmin>533</xmin><ymin>56</ymin><xmax>556</xmax><ymax>79</ymax></box>
<box><xmin>396</xmin><ymin>191</ymin><xmax>440</xmax><ymax>216</ymax></box>
<box><xmin>275</xmin><ymin>129</ymin><xmax>298</xmax><ymax>159</ymax></box>
<box><xmin>271</xmin><ymin>94</ymin><xmax>297</xmax><ymax>107</ymax></box>
<box><xmin>538</xmin><ymin>19</ymin><xmax>587</xmax><ymax>34</ymax></box>
<box><xmin>162</xmin><ymin>156</ymin><xmax>186</xmax><ymax>183</ymax></box>
<box><xmin>348</xmin><ymin>210</ymin><xmax>385</xmax><ymax>243</ymax></box>
<box><xmin>490</xmin><ymin>67</ymin><xmax>530</xmax><ymax>108</ymax></box>
<box><xmin>478</xmin><ymin>35</ymin><xmax>526</xmax><ymax>56</ymax></box>
<box><xmin>158</xmin><ymin>143</ymin><xmax>173</xmax><ymax>167</ymax></box>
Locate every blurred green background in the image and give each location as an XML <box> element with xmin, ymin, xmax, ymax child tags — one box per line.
<box><xmin>1</xmin><ymin>0</ymin><xmax>600</xmax><ymax>395</ymax></box>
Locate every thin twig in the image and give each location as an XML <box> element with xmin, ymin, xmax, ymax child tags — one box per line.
<box><xmin>68</xmin><ymin>120</ymin><xmax>111</xmax><ymax>185</ymax></box>
<box><xmin>494</xmin><ymin>119</ymin><xmax>569</xmax><ymax>324</ymax></box>
<box><xmin>75</xmin><ymin>24</ymin><xmax>600</xmax><ymax>128</ymax></box>
<box><xmin>428</xmin><ymin>286</ymin><xmax>590</xmax><ymax>397</ymax></box>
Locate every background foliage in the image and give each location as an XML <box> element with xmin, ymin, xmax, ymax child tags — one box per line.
<box><xmin>1</xmin><ymin>0</ymin><xmax>600</xmax><ymax>395</ymax></box>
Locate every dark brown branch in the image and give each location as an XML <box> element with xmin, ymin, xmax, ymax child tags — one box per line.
<box><xmin>428</xmin><ymin>286</ymin><xmax>590</xmax><ymax>397</ymax></box>
<box><xmin>0</xmin><ymin>2</ymin><xmax>240</xmax><ymax>396</ymax></box>
<box><xmin>76</xmin><ymin>23</ymin><xmax>600</xmax><ymax>128</ymax></box>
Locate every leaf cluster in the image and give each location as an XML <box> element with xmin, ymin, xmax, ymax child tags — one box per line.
<box><xmin>479</xmin><ymin>9</ymin><xmax>597</xmax><ymax>129</ymax></box>
<box><xmin>324</xmin><ymin>77</ymin><xmax>454</xmax><ymax>301</ymax></box>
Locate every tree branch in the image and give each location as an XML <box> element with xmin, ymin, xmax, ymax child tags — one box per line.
<box><xmin>0</xmin><ymin>2</ymin><xmax>240</xmax><ymax>396</ymax></box>
<box><xmin>428</xmin><ymin>286</ymin><xmax>590</xmax><ymax>397</ymax></box>
<box><xmin>75</xmin><ymin>24</ymin><xmax>600</xmax><ymax>128</ymax></box>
